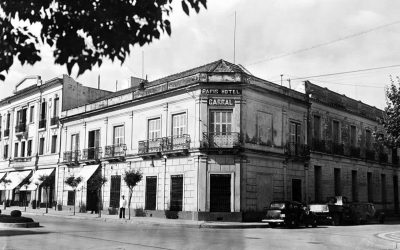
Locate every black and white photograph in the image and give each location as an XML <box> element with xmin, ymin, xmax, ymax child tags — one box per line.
<box><xmin>1</xmin><ymin>0</ymin><xmax>400</xmax><ymax>249</ymax></box>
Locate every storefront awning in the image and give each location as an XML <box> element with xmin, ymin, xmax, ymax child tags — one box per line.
<box><xmin>0</xmin><ymin>172</ymin><xmax>6</xmax><ymax>181</ymax></box>
<box><xmin>20</xmin><ymin>168</ymin><xmax>55</xmax><ymax>191</ymax></box>
<box><xmin>0</xmin><ymin>170</ymin><xmax>31</xmax><ymax>190</ymax></box>
<box><xmin>65</xmin><ymin>164</ymin><xmax>100</xmax><ymax>191</ymax></box>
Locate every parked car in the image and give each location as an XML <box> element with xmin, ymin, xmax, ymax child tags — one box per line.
<box><xmin>308</xmin><ymin>203</ymin><xmax>333</xmax><ymax>225</ymax></box>
<box><xmin>262</xmin><ymin>201</ymin><xmax>317</xmax><ymax>228</ymax></box>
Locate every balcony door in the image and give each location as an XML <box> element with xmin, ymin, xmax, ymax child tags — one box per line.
<box><xmin>289</xmin><ymin>122</ymin><xmax>301</xmax><ymax>154</ymax></box>
<box><xmin>88</xmin><ymin>130</ymin><xmax>100</xmax><ymax>159</ymax></box>
<box><xmin>209</xmin><ymin>110</ymin><xmax>233</xmax><ymax>147</ymax></box>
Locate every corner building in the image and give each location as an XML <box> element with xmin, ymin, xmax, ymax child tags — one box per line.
<box><xmin>57</xmin><ymin>60</ymin><xmax>400</xmax><ymax>221</ymax></box>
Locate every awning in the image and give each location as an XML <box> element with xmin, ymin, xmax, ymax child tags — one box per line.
<box><xmin>0</xmin><ymin>170</ymin><xmax>31</xmax><ymax>190</ymax></box>
<box><xmin>0</xmin><ymin>172</ymin><xmax>6</xmax><ymax>181</ymax></box>
<box><xmin>65</xmin><ymin>164</ymin><xmax>100</xmax><ymax>191</ymax></box>
<box><xmin>20</xmin><ymin>168</ymin><xmax>55</xmax><ymax>191</ymax></box>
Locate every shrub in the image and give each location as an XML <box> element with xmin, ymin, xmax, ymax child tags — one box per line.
<box><xmin>10</xmin><ymin>210</ymin><xmax>22</xmax><ymax>217</ymax></box>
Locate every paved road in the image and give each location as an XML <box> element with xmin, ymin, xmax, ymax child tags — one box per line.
<box><xmin>1</xmin><ymin>216</ymin><xmax>399</xmax><ymax>250</ymax></box>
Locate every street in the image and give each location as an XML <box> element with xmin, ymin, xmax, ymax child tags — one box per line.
<box><xmin>1</xmin><ymin>216</ymin><xmax>399</xmax><ymax>250</ymax></box>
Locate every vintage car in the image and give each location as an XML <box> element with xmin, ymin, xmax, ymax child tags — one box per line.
<box><xmin>262</xmin><ymin>201</ymin><xmax>317</xmax><ymax>228</ymax></box>
<box><xmin>308</xmin><ymin>203</ymin><xmax>333</xmax><ymax>225</ymax></box>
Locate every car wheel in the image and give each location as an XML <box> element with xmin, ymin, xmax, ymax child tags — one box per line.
<box><xmin>312</xmin><ymin>219</ymin><xmax>317</xmax><ymax>228</ymax></box>
<box><xmin>332</xmin><ymin>214</ymin><xmax>341</xmax><ymax>226</ymax></box>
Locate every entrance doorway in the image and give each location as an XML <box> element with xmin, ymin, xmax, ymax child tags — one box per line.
<box><xmin>170</xmin><ymin>175</ymin><xmax>183</xmax><ymax>211</ymax></box>
<box><xmin>210</xmin><ymin>174</ymin><xmax>231</xmax><ymax>212</ymax></box>
<box><xmin>292</xmin><ymin>179</ymin><xmax>302</xmax><ymax>202</ymax></box>
<box><xmin>145</xmin><ymin>176</ymin><xmax>157</xmax><ymax>210</ymax></box>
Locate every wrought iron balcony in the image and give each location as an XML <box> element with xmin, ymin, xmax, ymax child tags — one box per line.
<box><xmin>13</xmin><ymin>156</ymin><xmax>32</xmax><ymax>162</ymax></box>
<box><xmin>138</xmin><ymin>138</ymin><xmax>163</xmax><ymax>154</ymax></box>
<box><xmin>311</xmin><ymin>139</ymin><xmax>326</xmax><ymax>153</ymax></box>
<box><xmin>331</xmin><ymin>142</ymin><xmax>344</xmax><ymax>156</ymax></box>
<box><xmin>81</xmin><ymin>147</ymin><xmax>102</xmax><ymax>162</ymax></box>
<box><xmin>63</xmin><ymin>150</ymin><xmax>80</xmax><ymax>165</ymax></box>
<box><xmin>284</xmin><ymin>142</ymin><xmax>309</xmax><ymax>157</ymax></box>
<box><xmin>15</xmin><ymin>123</ymin><xmax>27</xmax><ymax>133</ymax></box>
<box><xmin>103</xmin><ymin>144</ymin><xmax>126</xmax><ymax>160</ymax></box>
<box><xmin>39</xmin><ymin>119</ymin><xmax>46</xmax><ymax>129</ymax></box>
<box><xmin>365</xmin><ymin>149</ymin><xmax>375</xmax><ymax>161</ymax></box>
<box><xmin>348</xmin><ymin>146</ymin><xmax>361</xmax><ymax>158</ymax></box>
<box><xmin>201</xmin><ymin>132</ymin><xmax>240</xmax><ymax>148</ymax></box>
<box><xmin>4</xmin><ymin>128</ymin><xmax>10</xmax><ymax>137</ymax></box>
<box><xmin>378</xmin><ymin>152</ymin><xmax>388</xmax><ymax>163</ymax></box>
<box><xmin>50</xmin><ymin>116</ymin><xmax>59</xmax><ymax>126</ymax></box>
<box><xmin>163</xmin><ymin>134</ymin><xmax>191</xmax><ymax>151</ymax></box>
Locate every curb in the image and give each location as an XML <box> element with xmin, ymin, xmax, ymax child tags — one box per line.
<box><xmin>0</xmin><ymin>222</ymin><xmax>40</xmax><ymax>228</ymax></box>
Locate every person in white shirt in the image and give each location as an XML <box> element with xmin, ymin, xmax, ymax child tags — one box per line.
<box><xmin>119</xmin><ymin>195</ymin><xmax>127</xmax><ymax>219</ymax></box>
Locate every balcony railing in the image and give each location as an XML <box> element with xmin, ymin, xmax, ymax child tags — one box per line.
<box><xmin>63</xmin><ymin>150</ymin><xmax>80</xmax><ymax>164</ymax></box>
<box><xmin>378</xmin><ymin>152</ymin><xmax>388</xmax><ymax>163</ymax></box>
<box><xmin>81</xmin><ymin>147</ymin><xmax>102</xmax><ymax>161</ymax></box>
<box><xmin>13</xmin><ymin>156</ymin><xmax>31</xmax><ymax>162</ymax></box>
<box><xmin>202</xmin><ymin>132</ymin><xmax>240</xmax><ymax>148</ymax></box>
<box><xmin>104</xmin><ymin>144</ymin><xmax>126</xmax><ymax>158</ymax></box>
<box><xmin>365</xmin><ymin>149</ymin><xmax>375</xmax><ymax>161</ymax></box>
<box><xmin>138</xmin><ymin>135</ymin><xmax>191</xmax><ymax>154</ymax></box>
<box><xmin>4</xmin><ymin>128</ymin><xmax>10</xmax><ymax>137</ymax></box>
<box><xmin>15</xmin><ymin>123</ymin><xmax>27</xmax><ymax>133</ymax></box>
<box><xmin>39</xmin><ymin>119</ymin><xmax>46</xmax><ymax>129</ymax></box>
<box><xmin>331</xmin><ymin>142</ymin><xmax>344</xmax><ymax>156</ymax></box>
<box><xmin>311</xmin><ymin>139</ymin><xmax>326</xmax><ymax>153</ymax></box>
<box><xmin>50</xmin><ymin>116</ymin><xmax>59</xmax><ymax>126</ymax></box>
<box><xmin>285</xmin><ymin>142</ymin><xmax>308</xmax><ymax>157</ymax></box>
<box><xmin>348</xmin><ymin>146</ymin><xmax>361</xmax><ymax>158</ymax></box>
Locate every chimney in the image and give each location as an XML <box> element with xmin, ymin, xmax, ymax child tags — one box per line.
<box><xmin>130</xmin><ymin>76</ymin><xmax>146</xmax><ymax>89</ymax></box>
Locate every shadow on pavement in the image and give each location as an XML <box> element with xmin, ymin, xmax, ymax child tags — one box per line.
<box><xmin>0</xmin><ymin>230</ymin><xmax>49</xmax><ymax>237</ymax></box>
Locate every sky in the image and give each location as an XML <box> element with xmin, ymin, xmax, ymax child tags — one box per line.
<box><xmin>2</xmin><ymin>0</ymin><xmax>400</xmax><ymax>110</ymax></box>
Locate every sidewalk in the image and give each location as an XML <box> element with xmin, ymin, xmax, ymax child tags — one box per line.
<box><xmin>0</xmin><ymin>206</ymin><xmax>269</xmax><ymax>229</ymax></box>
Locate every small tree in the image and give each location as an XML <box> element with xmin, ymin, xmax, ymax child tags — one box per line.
<box><xmin>123</xmin><ymin>169</ymin><xmax>143</xmax><ymax>220</ymax></box>
<box><xmin>0</xmin><ymin>178</ymin><xmax>11</xmax><ymax>210</ymax></box>
<box><xmin>38</xmin><ymin>174</ymin><xmax>53</xmax><ymax>214</ymax></box>
<box><xmin>383</xmin><ymin>76</ymin><xmax>400</xmax><ymax>147</ymax></box>
<box><xmin>65</xmin><ymin>176</ymin><xmax>82</xmax><ymax>215</ymax></box>
<box><xmin>87</xmin><ymin>173</ymin><xmax>107</xmax><ymax>218</ymax></box>
<box><xmin>21</xmin><ymin>178</ymin><xmax>32</xmax><ymax>212</ymax></box>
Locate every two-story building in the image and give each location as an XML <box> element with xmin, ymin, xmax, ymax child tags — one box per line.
<box><xmin>304</xmin><ymin>81</ymin><xmax>399</xmax><ymax>213</ymax></box>
<box><xmin>57</xmin><ymin>60</ymin><xmax>312</xmax><ymax>221</ymax></box>
<box><xmin>0</xmin><ymin>75</ymin><xmax>110</xmax><ymax>208</ymax></box>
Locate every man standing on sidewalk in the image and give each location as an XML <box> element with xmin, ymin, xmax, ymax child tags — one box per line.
<box><xmin>119</xmin><ymin>195</ymin><xmax>127</xmax><ymax>219</ymax></box>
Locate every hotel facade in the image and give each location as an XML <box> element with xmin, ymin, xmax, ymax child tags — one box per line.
<box><xmin>0</xmin><ymin>60</ymin><xmax>398</xmax><ymax>221</ymax></box>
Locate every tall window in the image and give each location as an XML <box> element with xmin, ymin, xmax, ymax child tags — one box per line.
<box><xmin>40</xmin><ymin>101</ymin><xmax>47</xmax><ymax>120</ymax></box>
<box><xmin>6</xmin><ymin>113</ymin><xmax>10</xmax><ymax>129</ymax></box>
<box><xmin>314</xmin><ymin>166</ymin><xmax>322</xmax><ymax>202</ymax></box>
<box><xmin>289</xmin><ymin>122</ymin><xmax>301</xmax><ymax>144</ymax></box>
<box><xmin>172</xmin><ymin>113</ymin><xmax>186</xmax><ymax>137</ymax></box>
<box><xmin>21</xmin><ymin>141</ymin><xmax>26</xmax><ymax>157</ymax></box>
<box><xmin>352</xmin><ymin>170</ymin><xmax>358</xmax><ymax>202</ymax></box>
<box><xmin>71</xmin><ymin>134</ymin><xmax>79</xmax><ymax>151</ymax></box>
<box><xmin>332</xmin><ymin>120</ymin><xmax>340</xmax><ymax>143</ymax></box>
<box><xmin>334</xmin><ymin>168</ymin><xmax>341</xmax><ymax>196</ymax></box>
<box><xmin>109</xmin><ymin>175</ymin><xmax>121</xmax><ymax>208</ymax></box>
<box><xmin>367</xmin><ymin>172</ymin><xmax>373</xmax><ymax>202</ymax></box>
<box><xmin>53</xmin><ymin>97</ymin><xmax>59</xmax><ymax>117</ymax></box>
<box><xmin>257</xmin><ymin>111</ymin><xmax>273</xmax><ymax>145</ymax></box>
<box><xmin>17</xmin><ymin>108</ymin><xmax>27</xmax><ymax>125</ymax></box>
<box><xmin>209</xmin><ymin>110</ymin><xmax>232</xmax><ymax>134</ymax></box>
<box><xmin>381</xmin><ymin>174</ymin><xmax>387</xmax><ymax>205</ymax></box>
<box><xmin>148</xmin><ymin>118</ymin><xmax>161</xmax><ymax>139</ymax></box>
<box><xmin>29</xmin><ymin>106</ymin><xmax>34</xmax><ymax>123</ymax></box>
<box><xmin>39</xmin><ymin>138</ymin><xmax>45</xmax><ymax>155</ymax></box>
<box><xmin>51</xmin><ymin>135</ymin><xmax>57</xmax><ymax>153</ymax></box>
<box><xmin>14</xmin><ymin>143</ymin><xmax>19</xmax><ymax>157</ymax></box>
<box><xmin>113</xmin><ymin>125</ymin><xmax>125</xmax><ymax>145</ymax></box>
<box><xmin>366</xmin><ymin>129</ymin><xmax>372</xmax><ymax>149</ymax></box>
<box><xmin>313</xmin><ymin>115</ymin><xmax>321</xmax><ymax>140</ymax></box>
<box><xmin>350</xmin><ymin>125</ymin><xmax>357</xmax><ymax>147</ymax></box>
<box><xmin>3</xmin><ymin>145</ymin><xmax>8</xmax><ymax>159</ymax></box>
<box><xmin>27</xmin><ymin>140</ymin><xmax>32</xmax><ymax>157</ymax></box>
